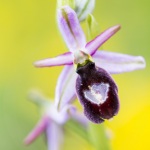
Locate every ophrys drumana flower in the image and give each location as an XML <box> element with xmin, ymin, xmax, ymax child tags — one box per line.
<box><xmin>34</xmin><ymin>6</ymin><xmax>145</xmax><ymax>123</ymax></box>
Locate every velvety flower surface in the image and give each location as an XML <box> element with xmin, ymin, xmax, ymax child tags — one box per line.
<box><xmin>24</xmin><ymin>90</ymin><xmax>88</xmax><ymax>150</ymax></box>
<box><xmin>34</xmin><ymin>6</ymin><xmax>146</xmax><ymax>122</ymax></box>
<box><xmin>75</xmin><ymin>60</ymin><xmax>119</xmax><ymax>123</ymax></box>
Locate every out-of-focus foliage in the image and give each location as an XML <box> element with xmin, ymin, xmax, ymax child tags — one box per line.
<box><xmin>0</xmin><ymin>0</ymin><xmax>149</xmax><ymax>150</ymax></box>
<box><xmin>57</xmin><ymin>0</ymin><xmax>75</xmax><ymax>9</ymax></box>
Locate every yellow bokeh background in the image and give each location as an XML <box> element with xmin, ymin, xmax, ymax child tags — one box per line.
<box><xmin>0</xmin><ymin>0</ymin><xmax>149</xmax><ymax>150</ymax></box>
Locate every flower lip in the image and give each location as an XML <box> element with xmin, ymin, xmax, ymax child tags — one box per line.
<box><xmin>76</xmin><ymin>61</ymin><xmax>119</xmax><ymax>123</ymax></box>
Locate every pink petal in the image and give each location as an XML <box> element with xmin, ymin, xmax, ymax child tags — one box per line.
<box><xmin>57</xmin><ymin>6</ymin><xmax>86</xmax><ymax>52</ymax></box>
<box><xmin>85</xmin><ymin>25</ymin><xmax>121</xmax><ymax>55</ymax></box>
<box><xmin>93</xmin><ymin>50</ymin><xmax>146</xmax><ymax>74</ymax></box>
<box><xmin>24</xmin><ymin>115</ymin><xmax>49</xmax><ymax>145</ymax></box>
<box><xmin>34</xmin><ymin>52</ymin><xmax>73</xmax><ymax>68</ymax></box>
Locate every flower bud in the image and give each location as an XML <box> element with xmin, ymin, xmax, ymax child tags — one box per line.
<box><xmin>57</xmin><ymin>0</ymin><xmax>95</xmax><ymax>21</ymax></box>
<box><xmin>75</xmin><ymin>0</ymin><xmax>95</xmax><ymax>21</ymax></box>
<box><xmin>57</xmin><ymin>0</ymin><xmax>75</xmax><ymax>9</ymax></box>
<box><xmin>76</xmin><ymin>60</ymin><xmax>119</xmax><ymax>123</ymax></box>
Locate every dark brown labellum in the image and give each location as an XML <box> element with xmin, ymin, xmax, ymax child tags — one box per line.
<box><xmin>76</xmin><ymin>61</ymin><xmax>119</xmax><ymax>123</ymax></box>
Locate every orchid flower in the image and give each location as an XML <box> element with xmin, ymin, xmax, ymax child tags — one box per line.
<box><xmin>34</xmin><ymin>6</ymin><xmax>145</xmax><ymax>123</ymax></box>
<box><xmin>24</xmin><ymin>90</ymin><xmax>88</xmax><ymax>150</ymax></box>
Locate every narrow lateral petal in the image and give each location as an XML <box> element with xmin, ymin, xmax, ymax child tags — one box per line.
<box><xmin>24</xmin><ymin>115</ymin><xmax>49</xmax><ymax>145</ymax></box>
<box><xmin>85</xmin><ymin>25</ymin><xmax>121</xmax><ymax>55</ymax></box>
<box><xmin>34</xmin><ymin>52</ymin><xmax>73</xmax><ymax>68</ymax></box>
<box><xmin>76</xmin><ymin>61</ymin><xmax>119</xmax><ymax>123</ymax></box>
<box><xmin>46</xmin><ymin>122</ymin><xmax>63</xmax><ymax>150</ymax></box>
<box><xmin>55</xmin><ymin>65</ymin><xmax>77</xmax><ymax>110</ymax></box>
<box><xmin>57</xmin><ymin>6</ymin><xmax>86</xmax><ymax>51</ymax></box>
<box><xmin>93</xmin><ymin>50</ymin><xmax>146</xmax><ymax>74</ymax></box>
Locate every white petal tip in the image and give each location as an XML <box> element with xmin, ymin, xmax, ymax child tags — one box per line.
<box><xmin>33</xmin><ymin>61</ymin><xmax>44</xmax><ymax>68</ymax></box>
<box><xmin>112</xmin><ymin>24</ymin><xmax>121</xmax><ymax>32</ymax></box>
<box><xmin>137</xmin><ymin>56</ymin><xmax>146</xmax><ymax>69</ymax></box>
<box><xmin>23</xmin><ymin>137</ymin><xmax>31</xmax><ymax>145</ymax></box>
<box><xmin>33</xmin><ymin>59</ymin><xmax>52</xmax><ymax>68</ymax></box>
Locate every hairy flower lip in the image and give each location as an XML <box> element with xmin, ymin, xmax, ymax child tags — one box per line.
<box><xmin>75</xmin><ymin>61</ymin><xmax>119</xmax><ymax>123</ymax></box>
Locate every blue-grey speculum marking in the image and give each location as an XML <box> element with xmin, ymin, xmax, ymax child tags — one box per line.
<box><xmin>84</xmin><ymin>83</ymin><xmax>109</xmax><ymax>105</ymax></box>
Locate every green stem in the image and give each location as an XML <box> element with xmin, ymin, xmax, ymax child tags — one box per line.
<box><xmin>88</xmin><ymin>123</ymin><xmax>111</xmax><ymax>150</ymax></box>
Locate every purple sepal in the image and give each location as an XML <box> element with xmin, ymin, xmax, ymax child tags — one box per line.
<box><xmin>57</xmin><ymin>6</ymin><xmax>86</xmax><ymax>52</ymax></box>
<box><xmin>93</xmin><ymin>50</ymin><xmax>146</xmax><ymax>74</ymax></box>
<box><xmin>34</xmin><ymin>52</ymin><xmax>73</xmax><ymax>68</ymax></box>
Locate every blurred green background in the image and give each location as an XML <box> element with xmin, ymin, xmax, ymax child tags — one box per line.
<box><xmin>0</xmin><ymin>0</ymin><xmax>149</xmax><ymax>150</ymax></box>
